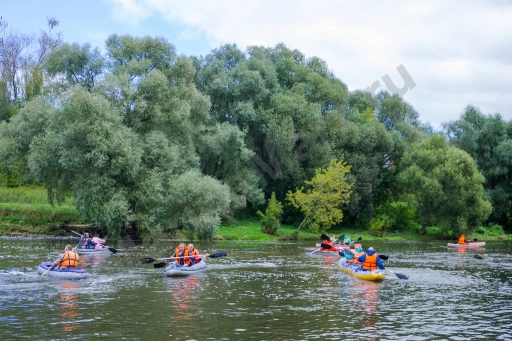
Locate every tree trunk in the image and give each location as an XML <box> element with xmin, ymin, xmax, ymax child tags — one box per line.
<box><xmin>419</xmin><ymin>222</ymin><xmax>427</xmax><ymax>235</ymax></box>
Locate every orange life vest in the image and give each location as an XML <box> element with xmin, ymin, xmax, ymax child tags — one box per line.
<box><xmin>58</xmin><ymin>250</ymin><xmax>79</xmax><ymax>268</ymax></box>
<box><xmin>353</xmin><ymin>251</ymin><xmax>364</xmax><ymax>264</ymax></box>
<box><xmin>458</xmin><ymin>236</ymin><xmax>467</xmax><ymax>245</ymax></box>
<box><xmin>191</xmin><ymin>249</ymin><xmax>201</xmax><ymax>264</ymax></box>
<box><xmin>174</xmin><ymin>247</ymin><xmax>190</xmax><ymax>266</ymax></box>
<box><xmin>80</xmin><ymin>237</ymin><xmax>90</xmax><ymax>249</ymax></box>
<box><xmin>362</xmin><ymin>253</ymin><xmax>378</xmax><ymax>270</ymax></box>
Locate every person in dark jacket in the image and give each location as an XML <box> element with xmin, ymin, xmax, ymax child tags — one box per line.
<box><xmin>77</xmin><ymin>232</ymin><xmax>97</xmax><ymax>249</ymax></box>
<box><xmin>357</xmin><ymin>247</ymin><xmax>385</xmax><ymax>271</ymax></box>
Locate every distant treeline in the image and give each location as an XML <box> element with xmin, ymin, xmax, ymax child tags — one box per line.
<box><xmin>0</xmin><ymin>18</ymin><xmax>509</xmax><ymax>239</ymax></box>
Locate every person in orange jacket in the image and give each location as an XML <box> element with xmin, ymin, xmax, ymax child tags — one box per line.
<box><xmin>50</xmin><ymin>245</ymin><xmax>79</xmax><ymax>269</ymax></box>
<box><xmin>187</xmin><ymin>244</ymin><xmax>201</xmax><ymax>265</ymax></box>
<box><xmin>357</xmin><ymin>247</ymin><xmax>385</xmax><ymax>271</ymax></box>
<box><xmin>173</xmin><ymin>243</ymin><xmax>189</xmax><ymax>266</ymax></box>
<box><xmin>458</xmin><ymin>235</ymin><xmax>468</xmax><ymax>245</ymax></box>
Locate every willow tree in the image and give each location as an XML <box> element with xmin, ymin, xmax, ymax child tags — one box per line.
<box><xmin>286</xmin><ymin>159</ymin><xmax>353</xmax><ymax>233</ymax></box>
<box><xmin>398</xmin><ymin>135</ymin><xmax>492</xmax><ymax>235</ymax></box>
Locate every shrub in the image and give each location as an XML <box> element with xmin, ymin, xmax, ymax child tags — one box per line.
<box><xmin>257</xmin><ymin>192</ymin><xmax>283</xmax><ymax>235</ymax></box>
<box><xmin>368</xmin><ymin>214</ymin><xmax>392</xmax><ymax>237</ymax></box>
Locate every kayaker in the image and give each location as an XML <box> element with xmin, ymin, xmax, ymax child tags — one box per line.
<box><xmin>77</xmin><ymin>233</ymin><xmax>97</xmax><ymax>249</ymax></box>
<box><xmin>353</xmin><ymin>246</ymin><xmax>365</xmax><ymax>264</ymax></box>
<box><xmin>458</xmin><ymin>235</ymin><xmax>468</xmax><ymax>245</ymax></box>
<box><xmin>50</xmin><ymin>245</ymin><xmax>79</xmax><ymax>269</ymax></box>
<box><xmin>91</xmin><ymin>233</ymin><xmax>106</xmax><ymax>249</ymax></box>
<box><xmin>173</xmin><ymin>243</ymin><xmax>188</xmax><ymax>266</ymax></box>
<box><xmin>187</xmin><ymin>244</ymin><xmax>201</xmax><ymax>265</ymax></box>
<box><xmin>357</xmin><ymin>247</ymin><xmax>385</xmax><ymax>271</ymax></box>
<box><xmin>343</xmin><ymin>235</ymin><xmax>353</xmax><ymax>246</ymax></box>
<box><xmin>346</xmin><ymin>245</ymin><xmax>357</xmax><ymax>263</ymax></box>
<box><xmin>330</xmin><ymin>234</ymin><xmax>338</xmax><ymax>244</ymax></box>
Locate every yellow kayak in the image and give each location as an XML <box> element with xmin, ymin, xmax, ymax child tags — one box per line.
<box><xmin>337</xmin><ymin>259</ymin><xmax>386</xmax><ymax>281</ymax></box>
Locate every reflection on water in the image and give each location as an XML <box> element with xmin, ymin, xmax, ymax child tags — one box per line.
<box><xmin>0</xmin><ymin>238</ymin><xmax>511</xmax><ymax>340</ymax></box>
<box><xmin>57</xmin><ymin>281</ymin><xmax>80</xmax><ymax>332</ymax></box>
<box><xmin>167</xmin><ymin>275</ymin><xmax>202</xmax><ymax>336</ymax></box>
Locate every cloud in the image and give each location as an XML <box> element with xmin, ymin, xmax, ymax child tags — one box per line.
<box><xmin>107</xmin><ymin>0</ymin><xmax>512</xmax><ymax>128</ymax></box>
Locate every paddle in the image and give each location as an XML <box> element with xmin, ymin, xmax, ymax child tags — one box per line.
<box><xmin>309</xmin><ymin>248</ymin><xmax>322</xmax><ymax>254</ymax></box>
<box><xmin>60</xmin><ymin>225</ymin><xmax>117</xmax><ymax>254</ymax></box>
<box><xmin>320</xmin><ymin>243</ymin><xmax>333</xmax><ymax>249</ymax></box>
<box><xmin>320</xmin><ymin>234</ymin><xmax>331</xmax><ymax>241</ymax></box>
<box><xmin>140</xmin><ymin>250</ymin><xmax>228</xmax><ymax>267</ymax></box>
<box><xmin>41</xmin><ymin>265</ymin><xmax>53</xmax><ymax>277</ymax></box>
<box><xmin>385</xmin><ymin>269</ymin><xmax>409</xmax><ymax>280</ymax></box>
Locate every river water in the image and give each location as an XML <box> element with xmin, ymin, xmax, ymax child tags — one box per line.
<box><xmin>0</xmin><ymin>237</ymin><xmax>511</xmax><ymax>341</ymax></box>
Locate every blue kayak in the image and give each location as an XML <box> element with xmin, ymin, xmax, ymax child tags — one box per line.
<box><xmin>163</xmin><ymin>260</ymin><xmax>207</xmax><ymax>277</ymax></box>
<box><xmin>37</xmin><ymin>262</ymin><xmax>89</xmax><ymax>279</ymax></box>
<box><xmin>74</xmin><ymin>246</ymin><xmax>110</xmax><ymax>255</ymax></box>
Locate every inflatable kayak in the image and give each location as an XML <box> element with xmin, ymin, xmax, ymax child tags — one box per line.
<box><xmin>447</xmin><ymin>242</ymin><xmax>486</xmax><ymax>248</ymax></box>
<box><xmin>164</xmin><ymin>260</ymin><xmax>207</xmax><ymax>277</ymax></box>
<box><xmin>37</xmin><ymin>262</ymin><xmax>90</xmax><ymax>280</ymax></box>
<box><xmin>74</xmin><ymin>246</ymin><xmax>110</xmax><ymax>255</ymax></box>
<box><xmin>337</xmin><ymin>258</ymin><xmax>385</xmax><ymax>281</ymax></box>
<box><xmin>306</xmin><ymin>243</ymin><xmax>362</xmax><ymax>254</ymax></box>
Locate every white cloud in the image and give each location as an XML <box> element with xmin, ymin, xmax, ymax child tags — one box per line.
<box><xmin>108</xmin><ymin>0</ymin><xmax>512</xmax><ymax>128</ymax></box>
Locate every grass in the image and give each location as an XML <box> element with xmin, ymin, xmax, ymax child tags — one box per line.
<box><xmin>2</xmin><ymin>185</ymin><xmax>511</xmax><ymax>241</ymax></box>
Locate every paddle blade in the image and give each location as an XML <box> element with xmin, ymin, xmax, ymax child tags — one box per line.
<box><xmin>388</xmin><ymin>269</ymin><xmax>408</xmax><ymax>280</ymax></box>
<box><xmin>207</xmin><ymin>250</ymin><xmax>228</xmax><ymax>258</ymax></box>
<box><xmin>379</xmin><ymin>254</ymin><xmax>389</xmax><ymax>260</ymax></box>
<box><xmin>338</xmin><ymin>250</ymin><xmax>345</xmax><ymax>257</ymax></box>
<box><xmin>60</xmin><ymin>225</ymin><xmax>73</xmax><ymax>233</ymax></box>
<box><xmin>320</xmin><ymin>234</ymin><xmax>330</xmax><ymax>241</ymax></box>
<box><xmin>473</xmin><ymin>238</ymin><xmax>478</xmax><ymax>241</ymax></box>
<box><xmin>343</xmin><ymin>249</ymin><xmax>354</xmax><ymax>256</ymax></box>
<box><xmin>394</xmin><ymin>273</ymin><xmax>409</xmax><ymax>280</ymax></box>
<box><xmin>107</xmin><ymin>247</ymin><xmax>117</xmax><ymax>254</ymax></box>
<box><xmin>139</xmin><ymin>257</ymin><xmax>157</xmax><ymax>264</ymax></box>
<box><xmin>320</xmin><ymin>243</ymin><xmax>333</xmax><ymax>249</ymax></box>
<box><xmin>338</xmin><ymin>234</ymin><xmax>345</xmax><ymax>241</ymax></box>
<box><xmin>154</xmin><ymin>262</ymin><xmax>167</xmax><ymax>268</ymax></box>
<box><xmin>355</xmin><ymin>237</ymin><xmax>362</xmax><ymax>242</ymax></box>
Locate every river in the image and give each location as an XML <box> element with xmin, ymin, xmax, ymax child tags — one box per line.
<box><xmin>0</xmin><ymin>237</ymin><xmax>511</xmax><ymax>340</ymax></box>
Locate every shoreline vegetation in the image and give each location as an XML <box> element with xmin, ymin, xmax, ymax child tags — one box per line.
<box><xmin>1</xmin><ymin>186</ymin><xmax>510</xmax><ymax>242</ymax></box>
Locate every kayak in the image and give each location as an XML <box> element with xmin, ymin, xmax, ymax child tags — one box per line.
<box><xmin>74</xmin><ymin>246</ymin><xmax>110</xmax><ymax>255</ymax></box>
<box><xmin>447</xmin><ymin>242</ymin><xmax>486</xmax><ymax>248</ymax></box>
<box><xmin>306</xmin><ymin>243</ymin><xmax>362</xmax><ymax>254</ymax></box>
<box><xmin>337</xmin><ymin>258</ymin><xmax>386</xmax><ymax>281</ymax></box>
<box><xmin>164</xmin><ymin>260</ymin><xmax>207</xmax><ymax>277</ymax></box>
<box><xmin>37</xmin><ymin>262</ymin><xmax>90</xmax><ymax>280</ymax></box>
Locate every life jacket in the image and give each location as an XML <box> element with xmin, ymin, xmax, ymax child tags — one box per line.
<box><xmin>58</xmin><ymin>250</ymin><xmax>79</xmax><ymax>268</ymax></box>
<box><xmin>322</xmin><ymin>240</ymin><xmax>335</xmax><ymax>249</ymax></box>
<box><xmin>458</xmin><ymin>236</ymin><xmax>467</xmax><ymax>245</ymax></box>
<box><xmin>189</xmin><ymin>249</ymin><xmax>201</xmax><ymax>265</ymax></box>
<box><xmin>79</xmin><ymin>237</ymin><xmax>90</xmax><ymax>249</ymax></box>
<box><xmin>174</xmin><ymin>247</ymin><xmax>190</xmax><ymax>266</ymax></box>
<box><xmin>353</xmin><ymin>251</ymin><xmax>364</xmax><ymax>264</ymax></box>
<box><xmin>362</xmin><ymin>253</ymin><xmax>378</xmax><ymax>270</ymax></box>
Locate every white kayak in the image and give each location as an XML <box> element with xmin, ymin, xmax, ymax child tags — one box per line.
<box><xmin>164</xmin><ymin>260</ymin><xmax>207</xmax><ymax>277</ymax></box>
<box><xmin>74</xmin><ymin>246</ymin><xmax>110</xmax><ymax>255</ymax></box>
<box><xmin>37</xmin><ymin>262</ymin><xmax>90</xmax><ymax>280</ymax></box>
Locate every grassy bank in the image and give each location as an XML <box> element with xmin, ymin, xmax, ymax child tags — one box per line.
<box><xmin>2</xmin><ymin>186</ymin><xmax>511</xmax><ymax>241</ymax></box>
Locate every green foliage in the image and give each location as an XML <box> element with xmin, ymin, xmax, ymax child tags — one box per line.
<box><xmin>368</xmin><ymin>214</ymin><xmax>392</xmax><ymax>237</ymax></box>
<box><xmin>257</xmin><ymin>192</ymin><xmax>283</xmax><ymax>235</ymax></box>
<box><xmin>381</xmin><ymin>201</ymin><xmax>419</xmax><ymax>232</ymax></box>
<box><xmin>398</xmin><ymin>135</ymin><xmax>492</xmax><ymax>236</ymax></box>
<box><xmin>286</xmin><ymin>159</ymin><xmax>353</xmax><ymax>232</ymax></box>
<box><xmin>474</xmin><ymin>223</ymin><xmax>504</xmax><ymax>236</ymax></box>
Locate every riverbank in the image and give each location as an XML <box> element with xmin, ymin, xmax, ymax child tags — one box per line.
<box><xmin>1</xmin><ymin>186</ymin><xmax>511</xmax><ymax>242</ymax></box>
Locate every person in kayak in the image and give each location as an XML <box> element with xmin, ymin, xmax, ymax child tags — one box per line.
<box><xmin>353</xmin><ymin>246</ymin><xmax>365</xmax><ymax>264</ymax></box>
<box><xmin>330</xmin><ymin>234</ymin><xmax>338</xmax><ymax>244</ymax></box>
<box><xmin>77</xmin><ymin>233</ymin><xmax>97</xmax><ymax>249</ymax></box>
<box><xmin>343</xmin><ymin>235</ymin><xmax>353</xmax><ymax>246</ymax></box>
<box><xmin>187</xmin><ymin>244</ymin><xmax>201</xmax><ymax>265</ymax></box>
<box><xmin>458</xmin><ymin>235</ymin><xmax>468</xmax><ymax>245</ymax></box>
<box><xmin>50</xmin><ymin>245</ymin><xmax>79</xmax><ymax>269</ymax></box>
<box><xmin>173</xmin><ymin>243</ymin><xmax>188</xmax><ymax>267</ymax></box>
<box><xmin>91</xmin><ymin>233</ymin><xmax>106</xmax><ymax>249</ymax></box>
<box><xmin>357</xmin><ymin>247</ymin><xmax>385</xmax><ymax>271</ymax></box>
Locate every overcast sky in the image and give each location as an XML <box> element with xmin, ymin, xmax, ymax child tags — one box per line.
<box><xmin>2</xmin><ymin>0</ymin><xmax>511</xmax><ymax>129</ymax></box>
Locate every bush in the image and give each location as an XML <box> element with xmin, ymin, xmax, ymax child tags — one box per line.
<box><xmin>257</xmin><ymin>192</ymin><xmax>283</xmax><ymax>235</ymax></box>
<box><xmin>368</xmin><ymin>214</ymin><xmax>392</xmax><ymax>237</ymax></box>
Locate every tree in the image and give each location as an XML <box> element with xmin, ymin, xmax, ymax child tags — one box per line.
<box><xmin>398</xmin><ymin>135</ymin><xmax>492</xmax><ymax>235</ymax></box>
<box><xmin>443</xmin><ymin>105</ymin><xmax>512</xmax><ymax>230</ymax></box>
<box><xmin>286</xmin><ymin>159</ymin><xmax>353</xmax><ymax>233</ymax></box>
<box><xmin>257</xmin><ymin>192</ymin><xmax>283</xmax><ymax>235</ymax></box>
